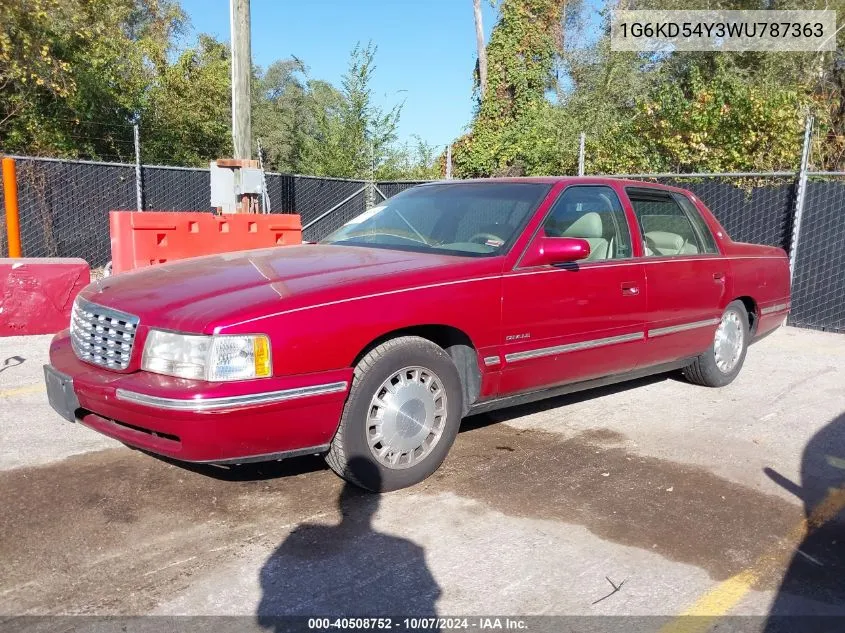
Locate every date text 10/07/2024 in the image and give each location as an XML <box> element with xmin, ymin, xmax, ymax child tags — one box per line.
<box><xmin>306</xmin><ymin>617</ymin><xmax>529</xmax><ymax>630</ymax></box>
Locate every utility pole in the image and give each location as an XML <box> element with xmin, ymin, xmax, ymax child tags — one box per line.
<box><xmin>230</xmin><ymin>0</ymin><xmax>252</xmax><ymax>159</ymax></box>
<box><xmin>473</xmin><ymin>0</ymin><xmax>488</xmax><ymax>98</ymax></box>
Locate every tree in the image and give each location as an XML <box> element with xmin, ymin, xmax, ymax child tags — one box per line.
<box><xmin>455</xmin><ymin>0</ymin><xmax>577</xmax><ymax>176</ymax></box>
<box><xmin>299</xmin><ymin>42</ymin><xmax>402</xmax><ymax>179</ymax></box>
<box><xmin>141</xmin><ymin>34</ymin><xmax>232</xmax><ymax>166</ymax></box>
<box><xmin>375</xmin><ymin>136</ymin><xmax>443</xmax><ymax>180</ymax></box>
<box><xmin>454</xmin><ymin>0</ymin><xmax>842</xmax><ymax>176</ymax></box>
<box><xmin>0</xmin><ymin>2</ymin><xmax>435</xmax><ymax>178</ymax></box>
<box><xmin>0</xmin><ymin>0</ymin><xmax>184</xmax><ymax>160</ymax></box>
<box><xmin>253</xmin><ymin>58</ymin><xmax>311</xmax><ymax>172</ymax></box>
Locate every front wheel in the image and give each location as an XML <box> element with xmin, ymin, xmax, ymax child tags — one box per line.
<box><xmin>326</xmin><ymin>336</ymin><xmax>464</xmax><ymax>492</ymax></box>
<box><xmin>683</xmin><ymin>300</ymin><xmax>750</xmax><ymax>388</ymax></box>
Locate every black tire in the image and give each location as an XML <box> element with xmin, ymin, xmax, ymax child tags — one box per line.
<box><xmin>326</xmin><ymin>336</ymin><xmax>464</xmax><ymax>492</ymax></box>
<box><xmin>683</xmin><ymin>300</ymin><xmax>750</xmax><ymax>388</ymax></box>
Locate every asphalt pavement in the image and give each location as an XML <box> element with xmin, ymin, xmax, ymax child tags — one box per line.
<box><xmin>1</xmin><ymin>327</ymin><xmax>843</xmax><ymax>630</ymax></box>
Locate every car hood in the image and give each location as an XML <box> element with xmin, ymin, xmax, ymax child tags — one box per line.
<box><xmin>81</xmin><ymin>244</ymin><xmax>495</xmax><ymax>333</ymax></box>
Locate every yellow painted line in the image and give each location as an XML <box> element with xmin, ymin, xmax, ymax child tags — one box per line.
<box><xmin>0</xmin><ymin>384</ymin><xmax>45</xmax><ymax>398</ymax></box>
<box><xmin>659</xmin><ymin>484</ymin><xmax>845</xmax><ymax>633</ymax></box>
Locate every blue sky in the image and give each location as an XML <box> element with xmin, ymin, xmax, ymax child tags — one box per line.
<box><xmin>177</xmin><ymin>0</ymin><xmax>501</xmax><ymax>149</ymax></box>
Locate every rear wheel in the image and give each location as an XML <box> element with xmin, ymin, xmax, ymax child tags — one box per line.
<box><xmin>683</xmin><ymin>300</ymin><xmax>750</xmax><ymax>387</ymax></box>
<box><xmin>326</xmin><ymin>336</ymin><xmax>463</xmax><ymax>492</ymax></box>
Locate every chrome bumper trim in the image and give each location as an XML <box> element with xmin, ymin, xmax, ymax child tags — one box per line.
<box><xmin>115</xmin><ymin>381</ymin><xmax>349</xmax><ymax>412</ymax></box>
<box><xmin>648</xmin><ymin>318</ymin><xmax>720</xmax><ymax>338</ymax></box>
<box><xmin>504</xmin><ymin>332</ymin><xmax>644</xmax><ymax>363</ymax></box>
<box><xmin>761</xmin><ymin>302</ymin><xmax>789</xmax><ymax>315</ymax></box>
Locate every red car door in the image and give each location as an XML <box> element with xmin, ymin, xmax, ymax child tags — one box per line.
<box><xmin>498</xmin><ymin>184</ymin><xmax>647</xmax><ymax>395</ymax></box>
<box><xmin>622</xmin><ymin>187</ymin><xmax>728</xmax><ymax>367</ymax></box>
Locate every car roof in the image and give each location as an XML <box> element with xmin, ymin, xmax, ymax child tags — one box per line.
<box><xmin>417</xmin><ymin>177</ymin><xmax>692</xmax><ymax>195</ymax></box>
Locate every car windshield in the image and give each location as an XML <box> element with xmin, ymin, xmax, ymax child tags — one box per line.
<box><xmin>320</xmin><ymin>182</ymin><xmax>552</xmax><ymax>256</ymax></box>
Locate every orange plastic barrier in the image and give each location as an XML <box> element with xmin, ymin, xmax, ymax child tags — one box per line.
<box><xmin>109</xmin><ymin>211</ymin><xmax>302</xmax><ymax>274</ymax></box>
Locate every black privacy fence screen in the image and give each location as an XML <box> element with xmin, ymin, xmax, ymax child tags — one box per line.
<box><xmin>0</xmin><ymin>156</ymin><xmax>842</xmax><ymax>334</ymax></box>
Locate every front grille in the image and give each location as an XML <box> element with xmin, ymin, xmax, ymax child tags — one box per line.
<box><xmin>70</xmin><ymin>297</ymin><xmax>140</xmax><ymax>370</ymax></box>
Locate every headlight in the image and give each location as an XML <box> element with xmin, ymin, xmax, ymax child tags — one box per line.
<box><xmin>141</xmin><ymin>330</ymin><xmax>272</xmax><ymax>381</ymax></box>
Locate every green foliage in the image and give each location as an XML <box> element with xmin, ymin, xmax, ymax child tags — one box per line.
<box><xmin>588</xmin><ymin>62</ymin><xmax>808</xmax><ymax>174</ymax></box>
<box><xmin>0</xmin><ymin>0</ymin><xmax>184</xmax><ymax>160</ymax></box>
<box><xmin>297</xmin><ymin>43</ymin><xmax>402</xmax><ymax>179</ymax></box>
<box><xmin>456</xmin><ymin>0</ymin><xmax>577</xmax><ymax>177</ymax></box>
<box><xmin>141</xmin><ymin>35</ymin><xmax>232</xmax><ymax>165</ymax></box>
<box><xmin>0</xmin><ymin>3</ymin><xmax>432</xmax><ymax>179</ymax></box>
<box><xmin>480</xmin><ymin>0</ymin><xmax>562</xmax><ymax>125</ymax></box>
<box><xmin>252</xmin><ymin>58</ymin><xmax>320</xmax><ymax>173</ymax></box>
<box><xmin>456</xmin><ymin>0</ymin><xmax>845</xmax><ymax>176</ymax></box>
<box><xmin>375</xmin><ymin>136</ymin><xmax>443</xmax><ymax>181</ymax></box>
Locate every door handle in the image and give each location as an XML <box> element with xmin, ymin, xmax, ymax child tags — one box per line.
<box><xmin>713</xmin><ymin>272</ymin><xmax>726</xmax><ymax>282</ymax></box>
<box><xmin>621</xmin><ymin>282</ymin><xmax>640</xmax><ymax>296</ymax></box>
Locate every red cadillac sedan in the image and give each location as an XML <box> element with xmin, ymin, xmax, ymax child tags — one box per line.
<box><xmin>44</xmin><ymin>178</ymin><xmax>791</xmax><ymax>491</ymax></box>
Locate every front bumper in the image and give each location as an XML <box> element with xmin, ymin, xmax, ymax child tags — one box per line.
<box><xmin>45</xmin><ymin>330</ymin><xmax>352</xmax><ymax>463</ymax></box>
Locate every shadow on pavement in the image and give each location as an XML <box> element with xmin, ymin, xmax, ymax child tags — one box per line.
<box><xmin>147</xmin><ymin>451</ymin><xmax>330</xmax><ymax>481</ymax></box>
<box><xmin>0</xmin><ymin>355</ymin><xmax>25</xmax><ymax>374</ymax></box>
<box><xmin>462</xmin><ymin>373</ymin><xmax>669</xmax><ymax>432</ymax></box>
<box><xmin>764</xmin><ymin>411</ymin><xmax>845</xmax><ymax>631</ymax></box>
<box><xmin>256</xmin><ymin>457</ymin><xmax>440</xmax><ymax>628</ymax></box>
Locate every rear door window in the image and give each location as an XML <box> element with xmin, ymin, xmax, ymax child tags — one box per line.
<box><xmin>627</xmin><ymin>189</ymin><xmax>706</xmax><ymax>257</ymax></box>
<box><xmin>673</xmin><ymin>194</ymin><xmax>719</xmax><ymax>254</ymax></box>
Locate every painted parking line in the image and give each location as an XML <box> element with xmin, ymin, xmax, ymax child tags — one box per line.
<box><xmin>0</xmin><ymin>384</ymin><xmax>45</xmax><ymax>398</ymax></box>
<box><xmin>659</xmin><ymin>484</ymin><xmax>845</xmax><ymax>633</ymax></box>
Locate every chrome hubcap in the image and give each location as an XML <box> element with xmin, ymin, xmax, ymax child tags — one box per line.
<box><xmin>714</xmin><ymin>310</ymin><xmax>744</xmax><ymax>374</ymax></box>
<box><xmin>367</xmin><ymin>366</ymin><xmax>448</xmax><ymax>469</ymax></box>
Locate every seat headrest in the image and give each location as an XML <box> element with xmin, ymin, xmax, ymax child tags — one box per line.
<box><xmin>645</xmin><ymin>231</ymin><xmax>684</xmax><ymax>251</ymax></box>
<box><xmin>563</xmin><ymin>212</ymin><xmax>603</xmax><ymax>239</ymax></box>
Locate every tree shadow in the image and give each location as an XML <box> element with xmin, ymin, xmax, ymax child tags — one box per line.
<box><xmin>764</xmin><ymin>411</ymin><xmax>845</xmax><ymax>631</ymax></box>
<box><xmin>256</xmin><ymin>457</ymin><xmax>441</xmax><ymax>630</ymax></box>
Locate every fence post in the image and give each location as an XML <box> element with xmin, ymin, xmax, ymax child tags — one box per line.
<box><xmin>365</xmin><ymin>140</ymin><xmax>376</xmax><ymax>209</ymax></box>
<box><xmin>2</xmin><ymin>157</ymin><xmax>22</xmax><ymax>257</ymax></box>
<box><xmin>789</xmin><ymin>115</ymin><xmax>813</xmax><ymax>282</ymax></box>
<box><xmin>256</xmin><ymin>138</ymin><xmax>271</xmax><ymax>213</ymax></box>
<box><xmin>133</xmin><ymin>123</ymin><xmax>143</xmax><ymax>212</ymax></box>
<box><xmin>578</xmin><ymin>132</ymin><xmax>586</xmax><ymax>176</ymax></box>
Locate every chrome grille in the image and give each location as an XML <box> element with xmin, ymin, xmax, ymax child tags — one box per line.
<box><xmin>70</xmin><ymin>297</ymin><xmax>140</xmax><ymax>370</ymax></box>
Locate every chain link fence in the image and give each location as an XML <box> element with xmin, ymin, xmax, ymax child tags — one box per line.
<box><xmin>268</xmin><ymin>175</ymin><xmax>368</xmax><ymax>242</ymax></box>
<box><xmin>0</xmin><ymin>155</ymin><xmax>842</xmax><ymax>333</ymax></box>
<box><xmin>0</xmin><ymin>157</ymin><xmax>372</xmax><ymax>265</ymax></box>
<box><xmin>789</xmin><ymin>176</ymin><xmax>845</xmax><ymax>333</ymax></box>
<box><xmin>0</xmin><ymin>157</ymin><xmax>136</xmax><ymax>268</ymax></box>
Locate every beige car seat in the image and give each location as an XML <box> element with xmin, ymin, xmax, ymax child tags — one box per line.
<box><xmin>644</xmin><ymin>230</ymin><xmax>699</xmax><ymax>256</ymax></box>
<box><xmin>563</xmin><ymin>212</ymin><xmax>609</xmax><ymax>260</ymax></box>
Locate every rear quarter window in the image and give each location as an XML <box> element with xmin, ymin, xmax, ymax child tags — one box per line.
<box><xmin>673</xmin><ymin>194</ymin><xmax>720</xmax><ymax>254</ymax></box>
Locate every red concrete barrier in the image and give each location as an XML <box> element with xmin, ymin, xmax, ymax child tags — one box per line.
<box><xmin>109</xmin><ymin>211</ymin><xmax>302</xmax><ymax>274</ymax></box>
<box><xmin>0</xmin><ymin>258</ymin><xmax>90</xmax><ymax>336</ymax></box>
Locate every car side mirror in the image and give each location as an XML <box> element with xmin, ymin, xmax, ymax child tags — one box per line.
<box><xmin>521</xmin><ymin>237</ymin><xmax>590</xmax><ymax>267</ymax></box>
